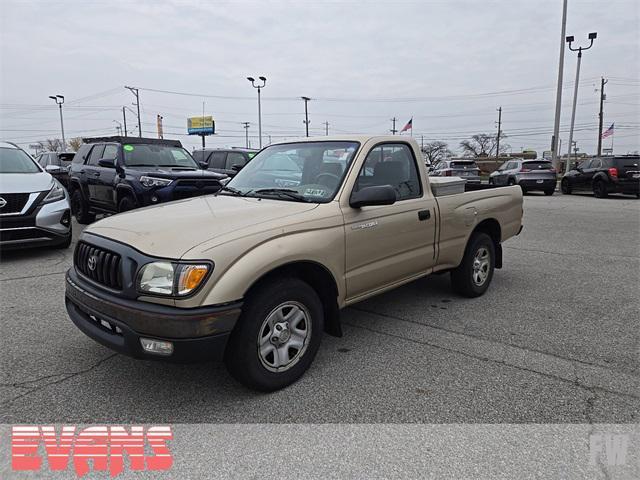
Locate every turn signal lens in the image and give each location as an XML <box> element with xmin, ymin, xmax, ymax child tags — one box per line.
<box><xmin>177</xmin><ymin>264</ymin><xmax>209</xmax><ymax>295</ymax></box>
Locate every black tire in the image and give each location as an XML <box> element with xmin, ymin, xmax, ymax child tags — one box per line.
<box><xmin>451</xmin><ymin>232</ymin><xmax>495</xmax><ymax>298</ymax></box>
<box><xmin>507</xmin><ymin>178</ymin><xmax>516</xmax><ymax>186</ymax></box>
<box><xmin>488</xmin><ymin>177</ymin><xmax>494</xmax><ymax>185</ymax></box>
<box><xmin>224</xmin><ymin>277</ymin><xmax>324</xmax><ymax>391</ymax></box>
<box><xmin>118</xmin><ymin>195</ymin><xmax>137</xmax><ymax>213</ymax></box>
<box><xmin>544</xmin><ymin>189</ymin><xmax>554</xmax><ymax>196</ymax></box>
<box><xmin>593</xmin><ymin>180</ymin><xmax>608</xmax><ymax>198</ymax></box>
<box><xmin>561</xmin><ymin>179</ymin><xmax>571</xmax><ymax>195</ymax></box>
<box><xmin>635</xmin><ymin>193</ymin><xmax>640</xmax><ymax>199</ymax></box>
<box><xmin>70</xmin><ymin>189</ymin><xmax>95</xmax><ymax>224</ymax></box>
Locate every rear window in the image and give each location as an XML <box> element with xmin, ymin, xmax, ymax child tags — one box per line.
<box><xmin>523</xmin><ymin>161</ymin><xmax>553</xmax><ymax>170</ymax></box>
<box><xmin>450</xmin><ymin>161</ymin><xmax>477</xmax><ymax>168</ymax></box>
<box><xmin>612</xmin><ymin>157</ymin><xmax>640</xmax><ymax>169</ymax></box>
<box><xmin>57</xmin><ymin>152</ymin><xmax>74</xmax><ymax>166</ymax></box>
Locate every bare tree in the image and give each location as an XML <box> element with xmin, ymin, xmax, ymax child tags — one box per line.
<box><xmin>422</xmin><ymin>141</ymin><xmax>453</xmax><ymax>164</ymax></box>
<box><xmin>67</xmin><ymin>137</ymin><xmax>83</xmax><ymax>152</ymax></box>
<box><xmin>459</xmin><ymin>134</ymin><xmax>510</xmax><ymax>158</ymax></box>
<box><xmin>39</xmin><ymin>139</ymin><xmax>63</xmax><ymax>152</ymax></box>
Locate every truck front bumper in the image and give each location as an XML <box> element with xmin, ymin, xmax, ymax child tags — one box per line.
<box><xmin>65</xmin><ymin>270</ymin><xmax>242</xmax><ymax>362</ymax></box>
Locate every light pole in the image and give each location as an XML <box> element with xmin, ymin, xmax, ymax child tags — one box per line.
<box><xmin>49</xmin><ymin>95</ymin><xmax>66</xmax><ymax>150</ymax></box>
<box><xmin>565</xmin><ymin>32</ymin><xmax>597</xmax><ymax>174</ymax></box>
<box><xmin>301</xmin><ymin>96</ymin><xmax>311</xmax><ymax>137</ymax></box>
<box><xmin>113</xmin><ymin>120</ymin><xmax>123</xmax><ymax>136</ymax></box>
<box><xmin>247</xmin><ymin>76</ymin><xmax>266</xmax><ymax>148</ymax></box>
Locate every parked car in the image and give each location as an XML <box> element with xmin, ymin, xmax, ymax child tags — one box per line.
<box><xmin>489</xmin><ymin>159</ymin><xmax>557</xmax><ymax>195</ymax></box>
<box><xmin>0</xmin><ymin>142</ymin><xmax>72</xmax><ymax>249</ymax></box>
<box><xmin>65</xmin><ymin>135</ymin><xmax>523</xmax><ymax>391</ymax></box>
<box><xmin>430</xmin><ymin>159</ymin><xmax>481</xmax><ymax>183</ymax></box>
<box><xmin>561</xmin><ymin>155</ymin><xmax>640</xmax><ymax>198</ymax></box>
<box><xmin>34</xmin><ymin>151</ymin><xmax>75</xmax><ymax>188</ymax></box>
<box><xmin>68</xmin><ymin>136</ymin><xmax>227</xmax><ymax>224</ymax></box>
<box><xmin>193</xmin><ymin>148</ymin><xmax>258</xmax><ymax>178</ymax></box>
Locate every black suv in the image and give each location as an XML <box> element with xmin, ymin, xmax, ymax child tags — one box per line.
<box><xmin>68</xmin><ymin>136</ymin><xmax>226</xmax><ymax>223</ymax></box>
<box><xmin>561</xmin><ymin>155</ymin><xmax>640</xmax><ymax>198</ymax></box>
<box><xmin>192</xmin><ymin>148</ymin><xmax>257</xmax><ymax>178</ymax></box>
<box><xmin>34</xmin><ymin>151</ymin><xmax>75</xmax><ymax>187</ymax></box>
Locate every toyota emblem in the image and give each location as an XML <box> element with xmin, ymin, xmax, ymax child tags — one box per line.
<box><xmin>87</xmin><ymin>255</ymin><xmax>98</xmax><ymax>271</ymax></box>
<box><xmin>0</xmin><ymin>197</ymin><xmax>6</xmax><ymax>209</ymax></box>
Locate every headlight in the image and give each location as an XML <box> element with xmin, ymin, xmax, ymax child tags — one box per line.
<box><xmin>138</xmin><ymin>262</ymin><xmax>211</xmax><ymax>297</ymax></box>
<box><xmin>42</xmin><ymin>180</ymin><xmax>65</xmax><ymax>204</ymax></box>
<box><xmin>140</xmin><ymin>176</ymin><xmax>173</xmax><ymax>188</ymax></box>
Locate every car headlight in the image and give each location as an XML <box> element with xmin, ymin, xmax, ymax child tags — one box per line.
<box><xmin>42</xmin><ymin>180</ymin><xmax>65</xmax><ymax>204</ymax></box>
<box><xmin>138</xmin><ymin>261</ymin><xmax>211</xmax><ymax>296</ymax></box>
<box><xmin>140</xmin><ymin>176</ymin><xmax>173</xmax><ymax>188</ymax></box>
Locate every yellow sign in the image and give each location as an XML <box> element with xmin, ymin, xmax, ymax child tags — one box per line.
<box><xmin>187</xmin><ymin>116</ymin><xmax>215</xmax><ymax>135</ymax></box>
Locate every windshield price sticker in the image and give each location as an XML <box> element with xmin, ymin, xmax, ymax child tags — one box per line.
<box><xmin>123</xmin><ymin>145</ymin><xmax>134</xmax><ymax>152</ymax></box>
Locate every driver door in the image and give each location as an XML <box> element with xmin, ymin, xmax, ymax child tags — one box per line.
<box><xmin>342</xmin><ymin>143</ymin><xmax>437</xmax><ymax>300</ymax></box>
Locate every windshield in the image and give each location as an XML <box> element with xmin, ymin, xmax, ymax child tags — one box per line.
<box><xmin>0</xmin><ymin>147</ymin><xmax>40</xmax><ymax>173</ymax></box>
<box><xmin>523</xmin><ymin>161</ymin><xmax>553</xmax><ymax>170</ymax></box>
<box><xmin>226</xmin><ymin>141</ymin><xmax>359</xmax><ymax>202</ymax></box>
<box><xmin>122</xmin><ymin>144</ymin><xmax>199</xmax><ymax>169</ymax></box>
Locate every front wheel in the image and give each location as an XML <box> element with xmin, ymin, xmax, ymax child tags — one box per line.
<box><xmin>451</xmin><ymin>232</ymin><xmax>495</xmax><ymax>298</ymax></box>
<box><xmin>561</xmin><ymin>179</ymin><xmax>571</xmax><ymax>195</ymax></box>
<box><xmin>224</xmin><ymin>278</ymin><xmax>324</xmax><ymax>391</ymax></box>
<box><xmin>118</xmin><ymin>195</ymin><xmax>137</xmax><ymax>213</ymax></box>
<box><xmin>544</xmin><ymin>189</ymin><xmax>554</xmax><ymax>196</ymax></box>
<box><xmin>70</xmin><ymin>189</ymin><xmax>95</xmax><ymax>224</ymax></box>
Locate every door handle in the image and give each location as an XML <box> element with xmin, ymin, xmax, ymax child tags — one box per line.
<box><xmin>418</xmin><ymin>209</ymin><xmax>431</xmax><ymax>221</ymax></box>
<box><xmin>93</xmin><ymin>172</ymin><xmax>101</xmax><ymax>177</ymax></box>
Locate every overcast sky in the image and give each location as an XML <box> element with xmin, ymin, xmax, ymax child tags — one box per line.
<box><xmin>1</xmin><ymin>0</ymin><xmax>638</xmax><ymax>155</ymax></box>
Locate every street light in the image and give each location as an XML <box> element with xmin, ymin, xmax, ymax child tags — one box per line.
<box><xmin>49</xmin><ymin>95</ymin><xmax>66</xmax><ymax>151</ymax></box>
<box><xmin>301</xmin><ymin>96</ymin><xmax>311</xmax><ymax>137</ymax></box>
<box><xmin>247</xmin><ymin>76</ymin><xmax>266</xmax><ymax>148</ymax></box>
<box><xmin>565</xmin><ymin>32</ymin><xmax>597</xmax><ymax>174</ymax></box>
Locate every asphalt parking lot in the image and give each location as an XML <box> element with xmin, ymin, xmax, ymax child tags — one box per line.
<box><xmin>1</xmin><ymin>192</ymin><xmax>638</xmax><ymax>425</ymax></box>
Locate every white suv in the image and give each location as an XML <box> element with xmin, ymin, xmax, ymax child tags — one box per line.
<box><xmin>0</xmin><ymin>142</ymin><xmax>72</xmax><ymax>249</ymax></box>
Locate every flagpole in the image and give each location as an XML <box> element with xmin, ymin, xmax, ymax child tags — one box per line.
<box><xmin>611</xmin><ymin>129</ymin><xmax>614</xmax><ymax>154</ymax></box>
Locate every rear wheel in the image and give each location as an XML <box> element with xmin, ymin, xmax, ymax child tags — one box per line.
<box><xmin>593</xmin><ymin>180</ymin><xmax>608</xmax><ymax>198</ymax></box>
<box><xmin>224</xmin><ymin>278</ymin><xmax>324</xmax><ymax>391</ymax></box>
<box><xmin>70</xmin><ymin>189</ymin><xmax>95</xmax><ymax>224</ymax></box>
<box><xmin>544</xmin><ymin>189</ymin><xmax>554</xmax><ymax>196</ymax></box>
<box><xmin>451</xmin><ymin>232</ymin><xmax>495</xmax><ymax>298</ymax></box>
<box><xmin>561</xmin><ymin>179</ymin><xmax>571</xmax><ymax>195</ymax></box>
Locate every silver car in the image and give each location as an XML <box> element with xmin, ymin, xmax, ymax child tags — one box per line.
<box><xmin>430</xmin><ymin>159</ymin><xmax>481</xmax><ymax>183</ymax></box>
<box><xmin>489</xmin><ymin>158</ymin><xmax>557</xmax><ymax>195</ymax></box>
<box><xmin>0</xmin><ymin>142</ymin><xmax>72</xmax><ymax>249</ymax></box>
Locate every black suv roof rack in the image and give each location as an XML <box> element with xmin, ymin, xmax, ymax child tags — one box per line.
<box><xmin>82</xmin><ymin>136</ymin><xmax>182</xmax><ymax>147</ymax></box>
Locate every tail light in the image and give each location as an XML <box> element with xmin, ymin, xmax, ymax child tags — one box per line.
<box><xmin>520</xmin><ymin>168</ymin><xmax>531</xmax><ymax>173</ymax></box>
<box><xmin>608</xmin><ymin>167</ymin><xmax>618</xmax><ymax>178</ymax></box>
<box><xmin>444</xmin><ymin>170</ymin><xmax>452</xmax><ymax>176</ymax></box>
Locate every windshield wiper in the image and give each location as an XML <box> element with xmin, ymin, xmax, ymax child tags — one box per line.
<box><xmin>252</xmin><ymin>188</ymin><xmax>308</xmax><ymax>202</ymax></box>
<box><xmin>217</xmin><ymin>185</ymin><xmax>246</xmax><ymax>196</ymax></box>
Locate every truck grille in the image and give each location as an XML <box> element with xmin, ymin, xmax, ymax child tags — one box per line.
<box><xmin>0</xmin><ymin>193</ymin><xmax>30</xmax><ymax>214</ymax></box>
<box><xmin>173</xmin><ymin>179</ymin><xmax>221</xmax><ymax>200</ymax></box>
<box><xmin>74</xmin><ymin>242</ymin><xmax>123</xmax><ymax>290</ymax></box>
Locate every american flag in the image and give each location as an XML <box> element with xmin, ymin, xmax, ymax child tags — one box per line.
<box><xmin>601</xmin><ymin>123</ymin><xmax>614</xmax><ymax>139</ymax></box>
<box><xmin>400</xmin><ymin>118</ymin><xmax>412</xmax><ymax>133</ymax></box>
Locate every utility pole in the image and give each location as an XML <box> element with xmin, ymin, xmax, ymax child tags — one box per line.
<box><xmin>551</xmin><ymin>0</ymin><xmax>568</xmax><ymax>171</ymax></box>
<box><xmin>390</xmin><ymin>117</ymin><xmax>397</xmax><ymax>135</ymax></box>
<box><xmin>495</xmin><ymin>107</ymin><xmax>502</xmax><ymax>158</ymax></box>
<box><xmin>301</xmin><ymin>97</ymin><xmax>311</xmax><ymax>137</ymax></box>
<box><xmin>125</xmin><ymin>86</ymin><xmax>142</xmax><ymax>137</ymax></box>
<box><xmin>48</xmin><ymin>95</ymin><xmax>66</xmax><ymax>150</ymax></box>
<box><xmin>122</xmin><ymin>107</ymin><xmax>128</xmax><ymax>137</ymax></box>
<box><xmin>247</xmin><ymin>77</ymin><xmax>266</xmax><ymax>148</ymax></box>
<box><xmin>242</xmin><ymin>122</ymin><xmax>250</xmax><ymax>148</ymax></box>
<box><xmin>597</xmin><ymin>77</ymin><xmax>608</xmax><ymax>156</ymax></box>
<box><xmin>565</xmin><ymin>32</ymin><xmax>597</xmax><ymax>174</ymax></box>
<box><xmin>324</xmin><ymin>121</ymin><xmax>329</xmax><ymax>136</ymax></box>
<box><xmin>421</xmin><ymin>135</ymin><xmax>424</xmax><ymax>151</ymax></box>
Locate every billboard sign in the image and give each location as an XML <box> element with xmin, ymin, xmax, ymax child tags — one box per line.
<box><xmin>187</xmin><ymin>116</ymin><xmax>215</xmax><ymax>136</ymax></box>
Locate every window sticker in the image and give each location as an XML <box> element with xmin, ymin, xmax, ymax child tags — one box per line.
<box><xmin>304</xmin><ymin>188</ymin><xmax>326</xmax><ymax>196</ymax></box>
<box><xmin>123</xmin><ymin>145</ymin><xmax>134</xmax><ymax>152</ymax></box>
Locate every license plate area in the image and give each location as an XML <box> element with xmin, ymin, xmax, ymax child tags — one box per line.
<box><xmin>536</xmin><ymin>179</ymin><xmax>544</xmax><ymax>183</ymax></box>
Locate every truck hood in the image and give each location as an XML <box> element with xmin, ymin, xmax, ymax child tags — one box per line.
<box><xmin>85</xmin><ymin>195</ymin><xmax>319</xmax><ymax>258</ymax></box>
<box><xmin>0</xmin><ymin>172</ymin><xmax>54</xmax><ymax>193</ymax></box>
<box><xmin>126</xmin><ymin>167</ymin><xmax>226</xmax><ymax>179</ymax></box>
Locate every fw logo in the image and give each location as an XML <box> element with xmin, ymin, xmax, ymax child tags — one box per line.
<box><xmin>589</xmin><ymin>434</ymin><xmax>629</xmax><ymax>467</ymax></box>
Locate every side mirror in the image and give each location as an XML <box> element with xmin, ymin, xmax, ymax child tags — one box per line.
<box><xmin>98</xmin><ymin>158</ymin><xmax>116</xmax><ymax>168</ymax></box>
<box><xmin>45</xmin><ymin>164</ymin><xmax>61</xmax><ymax>173</ymax></box>
<box><xmin>231</xmin><ymin>164</ymin><xmax>244</xmax><ymax>172</ymax></box>
<box><xmin>349</xmin><ymin>185</ymin><xmax>397</xmax><ymax>209</ymax></box>
<box><xmin>198</xmin><ymin>161</ymin><xmax>208</xmax><ymax>169</ymax></box>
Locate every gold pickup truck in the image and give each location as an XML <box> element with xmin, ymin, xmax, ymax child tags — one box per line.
<box><xmin>65</xmin><ymin>136</ymin><xmax>523</xmax><ymax>391</ymax></box>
